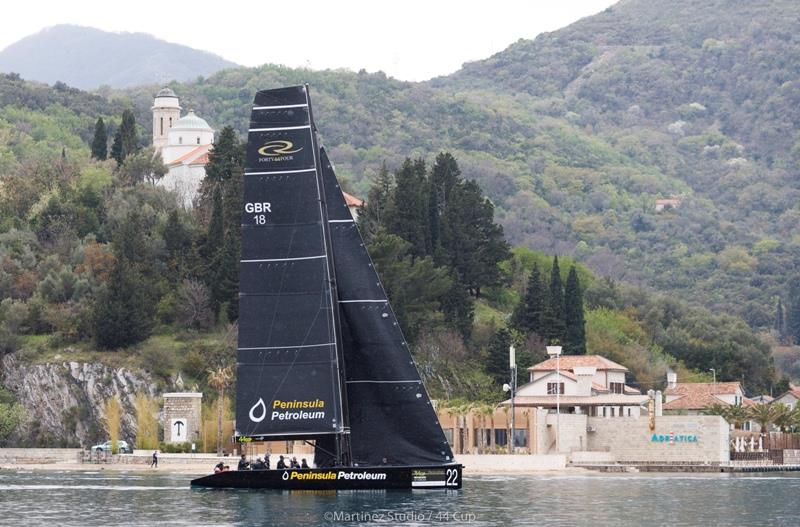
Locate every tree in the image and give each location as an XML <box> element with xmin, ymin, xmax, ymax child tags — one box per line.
<box><xmin>484</xmin><ymin>327</ymin><xmax>512</xmax><ymax>388</ymax></box>
<box><xmin>358</xmin><ymin>162</ymin><xmax>393</xmax><ymax>243</ymax></box>
<box><xmin>118</xmin><ymin>147</ymin><xmax>166</xmax><ymax>186</ymax></box>
<box><xmin>204</xmin><ymin>127</ymin><xmax>243</xmax><ymax>186</ymax></box>
<box><xmin>91</xmin><ymin>117</ymin><xmax>107</xmax><ymax>160</ymax></box>
<box><xmin>511</xmin><ymin>262</ymin><xmax>546</xmax><ymax>336</ymax></box>
<box><xmin>564</xmin><ymin>266</ymin><xmax>587</xmax><ymax>354</ymax></box>
<box><xmin>428</xmin><ymin>152</ymin><xmax>461</xmax><ymax>255</ymax></box>
<box><xmin>747</xmin><ymin>403</ymin><xmax>778</xmax><ymax>435</ymax></box>
<box><xmin>104</xmin><ymin>396</ymin><xmax>121</xmax><ymax>454</ymax></box>
<box><xmin>175</xmin><ymin>279</ymin><xmax>214</xmax><ymax>330</ymax></box>
<box><xmin>207</xmin><ymin>366</ymin><xmax>233</xmax><ymax>455</ymax></box>
<box><xmin>387</xmin><ymin>158</ymin><xmax>429</xmax><ymax>258</ymax></box>
<box><xmin>110</xmin><ymin>110</ymin><xmax>138</xmax><ymax>166</ymax></box>
<box><xmin>92</xmin><ymin>258</ymin><xmax>153</xmax><ymax>349</ymax></box>
<box><xmin>0</xmin><ymin>401</ymin><xmax>25</xmax><ymax>447</ymax></box>
<box><xmin>543</xmin><ymin>256</ymin><xmax>566</xmax><ymax>343</ymax></box>
<box><xmin>134</xmin><ymin>393</ymin><xmax>159</xmax><ymax>450</ymax></box>
<box><xmin>440</xmin><ymin>179</ymin><xmax>510</xmax><ymax>297</ymax></box>
<box><xmin>775</xmin><ymin>298</ymin><xmax>786</xmax><ymax>343</ymax></box>
<box><xmin>110</xmin><ymin>128</ymin><xmax>123</xmax><ymax>166</ymax></box>
<box><xmin>787</xmin><ymin>279</ymin><xmax>800</xmax><ymax>344</ymax></box>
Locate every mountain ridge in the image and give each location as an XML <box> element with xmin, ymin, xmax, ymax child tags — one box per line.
<box><xmin>0</xmin><ymin>25</ymin><xmax>239</xmax><ymax>89</ymax></box>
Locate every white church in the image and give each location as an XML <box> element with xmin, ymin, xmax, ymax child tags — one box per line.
<box><xmin>152</xmin><ymin>87</ymin><xmax>214</xmax><ymax>206</ymax></box>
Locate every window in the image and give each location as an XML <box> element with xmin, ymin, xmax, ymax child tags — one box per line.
<box><xmin>160</xmin><ymin>117</ymin><xmax>163</xmax><ymax>136</ymax></box>
<box><xmin>179</xmin><ymin>136</ymin><xmax>183</xmax><ymax>145</ymax></box>
<box><xmin>602</xmin><ymin>407</ymin><xmax>607</xmax><ymax>417</ymax></box>
<box><xmin>197</xmin><ymin>136</ymin><xmax>200</xmax><ymax>145</ymax></box>
<box><xmin>610</xmin><ymin>407</ymin><xmax>616</xmax><ymax>417</ymax></box>
<box><xmin>626</xmin><ymin>407</ymin><xmax>632</xmax><ymax>417</ymax></box>
<box><xmin>513</xmin><ymin>429</ymin><xmax>527</xmax><ymax>448</ymax></box>
<box><xmin>494</xmin><ymin>429</ymin><xmax>507</xmax><ymax>447</ymax></box>
<box><xmin>610</xmin><ymin>382</ymin><xmax>625</xmax><ymax>394</ymax></box>
<box><xmin>547</xmin><ymin>382</ymin><xmax>565</xmax><ymax>395</ymax></box>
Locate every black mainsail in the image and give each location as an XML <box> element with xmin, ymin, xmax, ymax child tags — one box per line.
<box><xmin>234</xmin><ymin>84</ymin><xmax>454</xmax><ymax>475</ymax></box>
<box><xmin>236</xmin><ymin>86</ymin><xmax>345</xmax><ymax>443</ymax></box>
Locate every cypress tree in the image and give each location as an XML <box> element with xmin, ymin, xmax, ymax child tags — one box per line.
<box><xmin>110</xmin><ymin>128</ymin><xmax>123</xmax><ymax>166</ymax></box>
<box><xmin>788</xmin><ymin>280</ymin><xmax>800</xmax><ymax>345</ymax></box>
<box><xmin>91</xmin><ymin>117</ymin><xmax>107</xmax><ymax>160</ymax></box>
<box><xmin>205</xmin><ymin>185</ymin><xmax>225</xmax><ymax>286</ymax></box>
<box><xmin>358</xmin><ymin>162</ymin><xmax>393</xmax><ymax>243</ymax></box>
<box><xmin>428</xmin><ymin>152</ymin><xmax>461</xmax><ymax>256</ymax></box>
<box><xmin>440</xmin><ymin>276</ymin><xmax>474</xmax><ymax>340</ymax></box>
<box><xmin>484</xmin><ymin>327</ymin><xmax>513</xmax><ymax>387</ymax></box>
<box><xmin>387</xmin><ymin>158</ymin><xmax>429</xmax><ymax>259</ymax></box>
<box><xmin>775</xmin><ymin>298</ymin><xmax>786</xmax><ymax>343</ymax></box>
<box><xmin>214</xmin><ymin>229</ymin><xmax>240</xmax><ymax>322</ymax></box>
<box><xmin>93</xmin><ymin>258</ymin><xmax>153</xmax><ymax>349</ymax></box>
<box><xmin>120</xmin><ymin>109</ymin><xmax>138</xmax><ymax>160</ymax></box>
<box><xmin>564</xmin><ymin>266</ymin><xmax>586</xmax><ymax>354</ymax></box>
<box><xmin>511</xmin><ymin>262</ymin><xmax>546</xmax><ymax>336</ymax></box>
<box><xmin>543</xmin><ymin>256</ymin><xmax>566</xmax><ymax>343</ymax></box>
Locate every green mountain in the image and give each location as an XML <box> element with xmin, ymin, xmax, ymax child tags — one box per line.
<box><xmin>112</xmin><ymin>0</ymin><xmax>800</xmax><ymax>329</ymax></box>
<box><xmin>0</xmin><ymin>25</ymin><xmax>238</xmax><ymax>89</ymax></box>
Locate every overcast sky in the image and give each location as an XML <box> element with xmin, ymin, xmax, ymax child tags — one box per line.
<box><xmin>2</xmin><ymin>0</ymin><xmax>616</xmax><ymax>81</ymax></box>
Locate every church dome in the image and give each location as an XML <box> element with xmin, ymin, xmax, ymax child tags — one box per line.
<box><xmin>156</xmin><ymin>87</ymin><xmax>178</xmax><ymax>98</ymax></box>
<box><xmin>172</xmin><ymin>110</ymin><xmax>212</xmax><ymax>131</ymax></box>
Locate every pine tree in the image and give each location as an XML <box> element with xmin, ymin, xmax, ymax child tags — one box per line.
<box><xmin>440</xmin><ymin>276</ymin><xmax>474</xmax><ymax>340</ymax></box>
<box><xmin>358</xmin><ymin>162</ymin><xmax>393</xmax><ymax>243</ymax></box>
<box><xmin>543</xmin><ymin>256</ymin><xmax>566</xmax><ymax>344</ymax></box>
<box><xmin>214</xmin><ymin>229</ymin><xmax>240</xmax><ymax>322</ymax></box>
<box><xmin>511</xmin><ymin>262</ymin><xmax>546</xmax><ymax>336</ymax></box>
<box><xmin>90</xmin><ymin>117</ymin><xmax>107</xmax><ymax>160</ymax></box>
<box><xmin>564</xmin><ymin>266</ymin><xmax>586</xmax><ymax>354</ymax></box>
<box><xmin>484</xmin><ymin>327</ymin><xmax>513</xmax><ymax>388</ymax></box>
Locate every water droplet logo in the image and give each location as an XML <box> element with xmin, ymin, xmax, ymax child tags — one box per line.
<box><xmin>249</xmin><ymin>398</ymin><xmax>266</xmax><ymax>423</ymax></box>
<box><xmin>282</xmin><ymin>471</ymin><xmax>289</xmax><ymax>481</ymax></box>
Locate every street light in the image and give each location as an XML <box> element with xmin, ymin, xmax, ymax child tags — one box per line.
<box><xmin>709</xmin><ymin>368</ymin><xmax>716</xmax><ymax>384</ymax></box>
<box><xmin>509</xmin><ymin>345</ymin><xmax>516</xmax><ymax>454</ymax></box>
<box><xmin>547</xmin><ymin>345</ymin><xmax>562</xmax><ymax>454</ymax></box>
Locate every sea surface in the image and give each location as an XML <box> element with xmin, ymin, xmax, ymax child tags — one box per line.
<box><xmin>0</xmin><ymin>469</ymin><xmax>798</xmax><ymax>526</ymax></box>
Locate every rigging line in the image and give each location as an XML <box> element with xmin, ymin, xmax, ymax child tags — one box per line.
<box><xmin>328</xmin><ymin>219</ymin><xmax>354</xmax><ymax>223</ymax></box>
<box><xmin>346</xmin><ymin>380</ymin><xmax>422</xmax><ymax>384</ymax></box>
<box><xmin>238</xmin><ymin>342</ymin><xmax>336</xmax><ymax>351</ymax></box>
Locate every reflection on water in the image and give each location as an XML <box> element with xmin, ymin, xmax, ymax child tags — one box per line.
<box><xmin>0</xmin><ymin>470</ymin><xmax>798</xmax><ymax>526</ymax></box>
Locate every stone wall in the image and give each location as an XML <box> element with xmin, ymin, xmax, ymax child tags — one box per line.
<box><xmin>586</xmin><ymin>415</ymin><xmax>729</xmax><ymax>464</ymax></box>
<box><xmin>0</xmin><ymin>448</ymin><xmax>82</xmax><ymax>463</ymax></box>
<box><xmin>163</xmin><ymin>393</ymin><xmax>202</xmax><ymax>444</ymax></box>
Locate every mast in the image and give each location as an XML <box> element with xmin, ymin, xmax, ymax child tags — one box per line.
<box><xmin>305</xmin><ymin>84</ymin><xmax>352</xmax><ymax>466</ymax></box>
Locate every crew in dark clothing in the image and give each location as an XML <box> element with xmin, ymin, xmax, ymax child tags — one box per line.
<box><xmin>290</xmin><ymin>457</ymin><xmax>299</xmax><ymax>468</ymax></box>
<box><xmin>251</xmin><ymin>457</ymin><xmax>266</xmax><ymax>470</ymax></box>
<box><xmin>300</xmin><ymin>458</ymin><xmax>309</xmax><ymax>469</ymax></box>
<box><xmin>237</xmin><ymin>454</ymin><xmax>250</xmax><ymax>471</ymax></box>
<box><xmin>265</xmin><ymin>455</ymin><xmax>270</xmax><ymax>470</ymax></box>
<box><xmin>214</xmin><ymin>462</ymin><xmax>225</xmax><ymax>474</ymax></box>
<box><xmin>276</xmin><ymin>455</ymin><xmax>287</xmax><ymax>469</ymax></box>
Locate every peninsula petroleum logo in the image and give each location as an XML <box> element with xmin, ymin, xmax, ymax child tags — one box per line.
<box><xmin>258</xmin><ymin>140</ymin><xmax>302</xmax><ymax>157</ymax></box>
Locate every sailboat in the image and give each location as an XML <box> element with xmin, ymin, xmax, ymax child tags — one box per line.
<box><xmin>191</xmin><ymin>85</ymin><xmax>462</xmax><ymax>490</ymax></box>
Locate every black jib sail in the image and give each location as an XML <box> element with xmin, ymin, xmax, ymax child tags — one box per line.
<box><xmin>319</xmin><ymin>148</ymin><xmax>455</xmax><ymax>467</ymax></box>
<box><xmin>235</xmin><ymin>86</ymin><xmax>345</xmax><ymax>441</ymax></box>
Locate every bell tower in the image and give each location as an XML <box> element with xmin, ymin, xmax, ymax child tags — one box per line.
<box><xmin>151</xmin><ymin>87</ymin><xmax>182</xmax><ymax>151</ymax></box>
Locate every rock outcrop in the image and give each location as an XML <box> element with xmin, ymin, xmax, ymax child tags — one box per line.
<box><xmin>0</xmin><ymin>353</ymin><xmax>166</xmax><ymax>447</ymax></box>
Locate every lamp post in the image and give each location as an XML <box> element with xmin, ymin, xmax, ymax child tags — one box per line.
<box><xmin>509</xmin><ymin>344</ymin><xmax>516</xmax><ymax>454</ymax></box>
<box><xmin>709</xmin><ymin>368</ymin><xmax>716</xmax><ymax>384</ymax></box>
<box><xmin>546</xmin><ymin>345</ymin><xmax>562</xmax><ymax>453</ymax></box>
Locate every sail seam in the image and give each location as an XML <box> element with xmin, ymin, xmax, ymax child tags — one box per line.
<box><xmin>249</xmin><ymin>125</ymin><xmax>311</xmax><ymax>131</ymax></box>
<box><xmin>245</xmin><ymin>168</ymin><xmax>316</xmax><ymax>175</ymax></box>
<box><xmin>328</xmin><ymin>219</ymin><xmax>354</xmax><ymax>223</ymax></box>
<box><xmin>252</xmin><ymin>104</ymin><xmax>309</xmax><ymax>110</ymax></box>
<box><xmin>346</xmin><ymin>380</ymin><xmax>421</xmax><ymax>384</ymax></box>
<box><xmin>240</xmin><ymin>255</ymin><xmax>326</xmax><ymax>263</ymax></box>
<box><xmin>238</xmin><ymin>342</ymin><xmax>335</xmax><ymax>350</ymax></box>
<box><xmin>338</xmin><ymin>299</ymin><xmax>387</xmax><ymax>303</ymax></box>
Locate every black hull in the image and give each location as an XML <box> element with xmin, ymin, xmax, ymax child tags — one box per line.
<box><xmin>190</xmin><ymin>464</ymin><xmax>462</xmax><ymax>490</ymax></box>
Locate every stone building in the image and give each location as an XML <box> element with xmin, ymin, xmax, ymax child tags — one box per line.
<box><xmin>162</xmin><ymin>392</ymin><xmax>202</xmax><ymax>445</ymax></box>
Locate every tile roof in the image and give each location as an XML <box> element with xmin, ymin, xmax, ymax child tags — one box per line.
<box><xmin>342</xmin><ymin>191</ymin><xmax>364</xmax><ymax>208</ymax></box>
<box><xmin>662</xmin><ymin>382</ymin><xmax>745</xmax><ymax>410</ymax></box>
<box><xmin>529</xmin><ymin>355</ymin><xmax>628</xmax><ymax>372</ymax></box>
<box><xmin>501</xmin><ymin>394</ymin><xmax>649</xmax><ymax>407</ymax></box>
<box><xmin>167</xmin><ymin>144</ymin><xmax>212</xmax><ymax>166</ymax></box>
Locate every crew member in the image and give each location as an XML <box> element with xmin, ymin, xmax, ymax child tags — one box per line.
<box><xmin>237</xmin><ymin>454</ymin><xmax>250</xmax><ymax>471</ymax></box>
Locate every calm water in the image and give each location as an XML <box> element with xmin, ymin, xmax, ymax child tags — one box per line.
<box><xmin>0</xmin><ymin>469</ymin><xmax>798</xmax><ymax>526</ymax></box>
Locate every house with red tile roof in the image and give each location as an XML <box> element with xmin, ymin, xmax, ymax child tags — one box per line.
<box><xmin>502</xmin><ymin>355</ymin><xmax>646</xmax><ymax>418</ymax></box>
<box><xmin>773</xmin><ymin>383</ymin><xmax>800</xmax><ymax>410</ymax></box>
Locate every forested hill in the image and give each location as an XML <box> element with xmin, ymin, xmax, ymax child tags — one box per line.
<box><xmin>0</xmin><ymin>25</ymin><xmax>238</xmax><ymax>89</ymax></box>
<box><xmin>99</xmin><ymin>0</ymin><xmax>800</xmax><ymax>331</ymax></box>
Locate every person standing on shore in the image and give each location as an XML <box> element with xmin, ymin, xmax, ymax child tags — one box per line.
<box><xmin>150</xmin><ymin>451</ymin><xmax>158</xmax><ymax>468</ymax></box>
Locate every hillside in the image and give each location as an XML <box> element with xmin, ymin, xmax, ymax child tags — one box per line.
<box><xmin>104</xmin><ymin>0</ymin><xmax>800</xmax><ymax>330</ymax></box>
<box><xmin>0</xmin><ymin>25</ymin><xmax>238</xmax><ymax>89</ymax></box>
